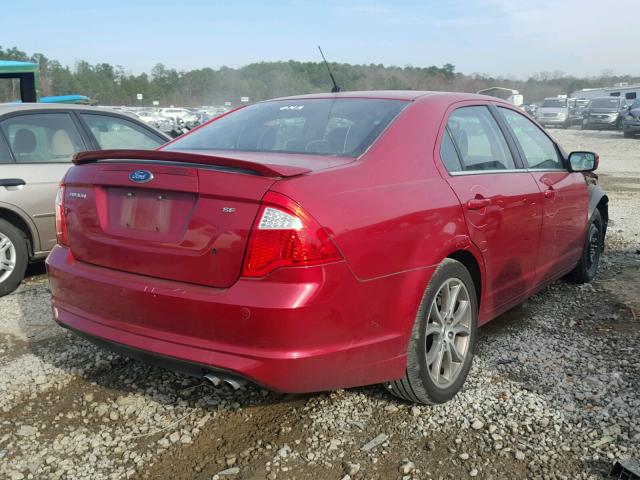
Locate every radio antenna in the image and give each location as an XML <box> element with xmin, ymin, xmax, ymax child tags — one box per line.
<box><xmin>317</xmin><ymin>46</ymin><xmax>341</xmax><ymax>93</ymax></box>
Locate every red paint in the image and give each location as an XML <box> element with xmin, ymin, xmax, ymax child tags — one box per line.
<box><xmin>47</xmin><ymin>92</ymin><xmax>594</xmax><ymax>393</ymax></box>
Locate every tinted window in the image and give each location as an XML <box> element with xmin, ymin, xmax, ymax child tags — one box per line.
<box><xmin>499</xmin><ymin>107</ymin><xmax>563</xmax><ymax>170</ymax></box>
<box><xmin>439</xmin><ymin>128</ymin><xmax>462</xmax><ymax>172</ymax></box>
<box><xmin>447</xmin><ymin>106</ymin><xmax>515</xmax><ymax>171</ymax></box>
<box><xmin>81</xmin><ymin>114</ymin><xmax>164</xmax><ymax>150</ymax></box>
<box><xmin>1</xmin><ymin>113</ymin><xmax>84</xmax><ymax>163</ymax></box>
<box><xmin>625</xmin><ymin>92</ymin><xmax>637</xmax><ymax>100</ymax></box>
<box><xmin>166</xmin><ymin>98</ymin><xmax>407</xmax><ymax>157</ymax></box>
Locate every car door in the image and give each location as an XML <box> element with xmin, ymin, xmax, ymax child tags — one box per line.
<box><xmin>77</xmin><ymin>112</ymin><xmax>168</xmax><ymax>150</ymax></box>
<box><xmin>496</xmin><ymin>106</ymin><xmax>587</xmax><ymax>283</ymax></box>
<box><xmin>0</xmin><ymin>111</ymin><xmax>87</xmax><ymax>254</ymax></box>
<box><xmin>437</xmin><ymin>104</ymin><xmax>543</xmax><ymax>316</ymax></box>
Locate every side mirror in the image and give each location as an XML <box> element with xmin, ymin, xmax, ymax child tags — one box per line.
<box><xmin>568</xmin><ymin>151</ymin><xmax>598</xmax><ymax>172</ymax></box>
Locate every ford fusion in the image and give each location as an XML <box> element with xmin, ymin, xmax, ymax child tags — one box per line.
<box><xmin>46</xmin><ymin>92</ymin><xmax>608</xmax><ymax>404</ymax></box>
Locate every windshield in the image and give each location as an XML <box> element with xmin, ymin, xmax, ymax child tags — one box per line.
<box><xmin>166</xmin><ymin>98</ymin><xmax>408</xmax><ymax>157</ymax></box>
<box><xmin>589</xmin><ymin>98</ymin><xmax>621</xmax><ymax>109</ymax></box>
<box><xmin>542</xmin><ymin>98</ymin><xmax>567</xmax><ymax>108</ymax></box>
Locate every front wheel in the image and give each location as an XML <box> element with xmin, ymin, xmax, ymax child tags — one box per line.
<box><xmin>385</xmin><ymin>259</ymin><xmax>478</xmax><ymax>404</ymax></box>
<box><xmin>568</xmin><ymin>209</ymin><xmax>603</xmax><ymax>284</ymax></box>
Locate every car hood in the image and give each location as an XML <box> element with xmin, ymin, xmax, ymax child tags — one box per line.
<box><xmin>586</xmin><ymin>108</ymin><xmax>619</xmax><ymax>113</ymax></box>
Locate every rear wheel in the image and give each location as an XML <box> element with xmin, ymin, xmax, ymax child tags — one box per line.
<box><xmin>568</xmin><ymin>209</ymin><xmax>603</xmax><ymax>284</ymax></box>
<box><xmin>0</xmin><ymin>219</ymin><xmax>29</xmax><ymax>296</ymax></box>
<box><xmin>385</xmin><ymin>259</ymin><xmax>478</xmax><ymax>404</ymax></box>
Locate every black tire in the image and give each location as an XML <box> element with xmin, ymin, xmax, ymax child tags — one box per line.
<box><xmin>568</xmin><ymin>209</ymin><xmax>603</xmax><ymax>284</ymax></box>
<box><xmin>0</xmin><ymin>218</ymin><xmax>29</xmax><ymax>297</ymax></box>
<box><xmin>385</xmin><ymin>259</ymin><xmax>478</xmax><ymax>404</ymax></box>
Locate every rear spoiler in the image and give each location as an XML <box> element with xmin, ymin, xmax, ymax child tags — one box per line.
<box><xmin>72</xmin><ymin>149</ymin><xmax>311</xmax><ymax>178</ymax></box>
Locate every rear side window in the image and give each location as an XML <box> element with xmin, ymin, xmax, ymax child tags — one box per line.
<box><xmin>499</xmin><ymin>107</ymin><xmax>563</xmax><ymax>170</ymax></box>
<box><xmin>165</xmin><ymin>98</ymin><xmax>407</xmax><ymax>157</ymax></box>
<box><xmin>439</xmin><ymin>128</ymin><xmax>462</xmax><ymax>172</ymax></box>
<box><xmin>81</xmin><ymin>114</ymin><xmax>165</xmax><ymax>150</ymax></box>
<box><xmin>0</xmin><ymin>113</ymin><xmax>84</xmax><ymax>163</ymax></box>
<box><xmin>0</xmin><ymin>134</ymin><xmax>13</xmax><ymax>164</ymax></box>
<box><xmin>447</xmin><ymin>106</ymin><xmax>515</xmax><ymax>171</ymax></box>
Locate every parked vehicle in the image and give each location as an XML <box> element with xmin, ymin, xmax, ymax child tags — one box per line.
<box><xmin>47</xmin><ymin>92</ymin><xmax>608</xmax><ymax>404</ymax></box>
<box><xmin>133</xmin><ymin>109</ymin><xmax>175</xmax><ymax>133</ymax></box>
<box><xmin>160</xmin><ymin>108</ymin><xmax>198</xmax><ymax>125</ymax></box>
<box><xmin>568</xmin><ymin>98</ymin><xmax>589</xmax><ymax>125</ymax></box>
<box><xmin>535</xmin><ymin>97</ymin><xmax>571</xmax><ymax>128</ymax></box>
<box><xmin>581</xmin><ymin>97</ymin><xmax>628</xmax><ymax>130</ymax></box>
<box><xmin>0</xmin><ymin>103</ymin><xmax>170</xmax><ymax>296</ymax></box>
<box><xmin>621</xmin><ymin>99</ymin><xmax>640</xmax><ymax>138</ymax></box>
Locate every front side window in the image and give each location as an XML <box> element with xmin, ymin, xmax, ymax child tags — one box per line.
<box><xmin>0</xmin><ymin>113</ymin><xmax>84</xmax><ymax>163</ymax></box>
<box><xmin>499</xmin><ymin>107</ymin><xmax>564</xmax><ymax>170</ymax></box>
<box><xmin>81</xmin><ymin>114</ymin><xmax>165</xmax><ymax>150</ymax></box>
<box><xmin>446</xmin><ymin>106</ymin><xmax>515</xmax><ymax>171</ymax></box>
<box><xmin>165</xmin><ymin>98</ymin><xmax>407</xmax><ymax>157</ymax></box>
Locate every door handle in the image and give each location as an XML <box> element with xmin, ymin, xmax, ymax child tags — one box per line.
<box><xmin>0</xmin><ymin>178</ymin><xmax>26</xmax><ymax>187</ymax></box>
<box><xmin>544</xmin><ymin>188</ymin><xmax>556</xmax><ymax>199</ymax></box>
<box><xmin>467</xmin><ymin>197</ymin><xmax>491</xmax><ymax>210</ymax></box>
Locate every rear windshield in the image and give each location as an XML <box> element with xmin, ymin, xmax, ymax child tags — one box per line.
<box><xmin>589</xmin><ymin>98</ymin><xmax>621</xmax><ymax>109</ymax></box>
<box><xmin>165</xmin><ymin>98</ymin><xmax>407</xmax><ymax>157</ymax></box>
<box><xmin>542</xmin><ymin>98</ymin><xmax>567</xmax><ymax>108</ymax></box>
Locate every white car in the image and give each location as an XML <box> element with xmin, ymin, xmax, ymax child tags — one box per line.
<box><xmin>160</xmin><ymin>108</ymin><xmax>197</xmax><ymax>124</ymax></box>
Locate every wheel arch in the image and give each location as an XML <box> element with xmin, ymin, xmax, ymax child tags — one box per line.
<box><xmin>0</xmin><ymin>206</ymin><xmax>37</xmax><ymax>257</ymax></box>
<box><xmin>588</xmin><ymin>185</ymin><xmax>608</xmax><ymax>249</ymax></box>
<box><xmin>446</xmin><ymin>249</ymin><xmax>483</xmax><ymax>314</ymax></box>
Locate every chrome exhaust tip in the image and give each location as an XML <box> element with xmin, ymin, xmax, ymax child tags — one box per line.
<box><xmin>203</xmin><ymin>373</ymin><xmax>246</xmax><ymax>390</ymax></box>
<box><xmin>204</xmin><ymin>374</ymin><xmax>221</xmax><ymax>386</ymax></box>
<box><xmin>224</xmin><ymin>378</ymin><xmax>246</xmax><ymax>390</ymax></box>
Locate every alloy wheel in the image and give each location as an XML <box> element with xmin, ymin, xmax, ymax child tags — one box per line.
<box><xmin>424</xmin><ymin>278</ymin><xmax>472</xmax><ymax>388</ymax></box>
<box><xmin>587</xmin><ymin>223</ymin><xmax>601</xmax><ymax>271</ymax></box>
<box><xmin>0</xmin><ymin>232</ymin><xmax>17</xmax><ymax>283</ymax></box>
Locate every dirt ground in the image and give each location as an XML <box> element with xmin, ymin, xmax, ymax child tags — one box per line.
<box><xmin>0</xmin><ymin>128</ymin><xmax>638</xmax><ymax>480</ymax></box>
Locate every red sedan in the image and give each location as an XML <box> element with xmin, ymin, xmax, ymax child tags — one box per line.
<box><xmin>46</xmin><ymin>92</ymin><xmax>608</xmax><ymax>404</ymax></box>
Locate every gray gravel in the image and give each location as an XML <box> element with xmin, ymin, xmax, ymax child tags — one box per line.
<box><xmin>0</xmin><ymin>128</ymin><xmax>638</xmax><ymax>479</ymax></box>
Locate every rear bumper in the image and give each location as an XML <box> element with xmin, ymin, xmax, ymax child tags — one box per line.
<box><xmin>47</xmin><ymin>246</ymin><xmax>432</xmax><ymax>392</ymax></box>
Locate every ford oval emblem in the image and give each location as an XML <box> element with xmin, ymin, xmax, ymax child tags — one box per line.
<box><xmin>129</xmin><ymin>170</ymin><xmax>154</xmax><ymax>183</ymax></box>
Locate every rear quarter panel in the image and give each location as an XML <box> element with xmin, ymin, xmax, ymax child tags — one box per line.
<box><xmin>271</xmin><ymin>97</ymin><xmax>477</xmax><ymax>334</ymax></box>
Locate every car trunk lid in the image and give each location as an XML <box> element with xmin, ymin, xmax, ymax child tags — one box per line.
<box><xmin>63</xmin><ymin>149</ymin><xmax>308</xmax><ymax>288</ymax></box>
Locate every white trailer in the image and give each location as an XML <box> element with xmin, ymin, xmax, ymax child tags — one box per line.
<box><xmin>570</xmin><ymin>83</ymin><xmax>640</xmax><ymax>103</ymax></box>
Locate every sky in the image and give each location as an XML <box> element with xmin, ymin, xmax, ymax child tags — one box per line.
<box><xmin>3</xmin><ymin>0</ymin><xmax>637</xmax><ymax>78</ymax></box>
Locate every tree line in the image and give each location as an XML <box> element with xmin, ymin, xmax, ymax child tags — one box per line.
<box><xmin>1</xmin><ymin>45</ymin><xmax>639</xmax><ymax>106</ymax></box>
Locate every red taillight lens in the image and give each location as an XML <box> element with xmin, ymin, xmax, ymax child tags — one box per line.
<box><xmin>241</xmin><ymin>192</ymin><xmax>342</xmax><ymax>277</ymax></box>
<box><xmin>55</xmin><ymin>185</ymin><xmax>68</xmax><ymax>246</ymax></box>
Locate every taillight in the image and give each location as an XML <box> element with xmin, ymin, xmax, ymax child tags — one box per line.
<box><xmin>241</xmin><ymin>192</ymin><xmax>342</xmax><ymax>277</ymax></box>
<box><xmin>55</xmin><ymin>185</ymin><xmax>68</xmax><ymax>246</ymax></box>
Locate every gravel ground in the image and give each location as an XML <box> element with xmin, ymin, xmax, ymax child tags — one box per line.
<box><xmin>1</xmin><ymin>128</ymin><xmax>638</xmax><ymax>480</ymax></box>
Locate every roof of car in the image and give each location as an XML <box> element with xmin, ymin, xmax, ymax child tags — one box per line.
<box><xmin>0</xmin><ymin>103</ymin><xmax>125</xmax><ymax>114</ymax></box>
<box><xmin>269</xmin><ymin>90</ymin><xmax>503</xmax><ymax>103</ymax></box>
